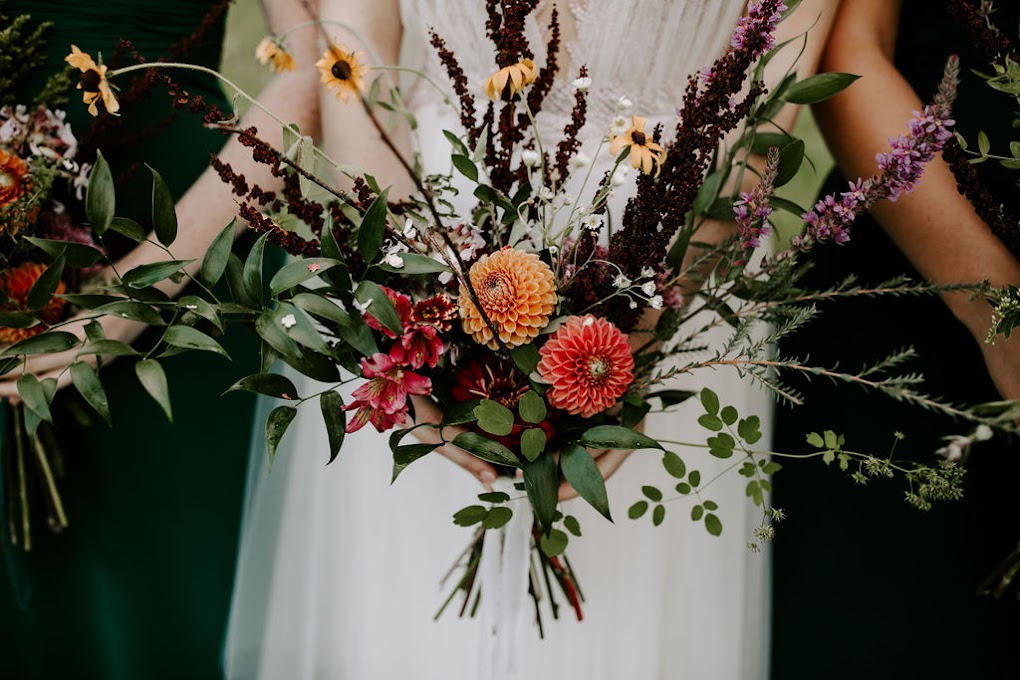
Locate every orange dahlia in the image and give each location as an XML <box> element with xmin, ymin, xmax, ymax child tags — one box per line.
<box><xmin>537</xmin><ymin>315</ymin><xmax>634</xmax><ymax>418</ymax></box>
<box><xmin>0</xmin><ymin>262</ymin><xmax>67</xmax><ymax>344</ymax></box>
<box><xmin>0</xmin><ymin>150</ymin><xmax>32</xmax><ymax>236</ymax></box>
<box><xmin>459</xmin><ymin>247</ymin><xmax>557</xmax><ymax>350</ymax></box>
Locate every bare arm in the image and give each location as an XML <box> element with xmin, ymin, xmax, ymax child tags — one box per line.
<box><xmin>813</xmin><ymin>0</ymin><xmax>1020</xmax><ymax>399</ymax></box>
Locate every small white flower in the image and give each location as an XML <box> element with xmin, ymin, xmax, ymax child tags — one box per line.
<box><xmin>384</xmin><ymin>252</ymin><xmax>405</xmax><ymax>269</ymax></box>
<box><xmin>280</xmin><ymin>314</ymin><xmax>297</xmax><ymax>329</ymax></box>
<box><xmin>640</xmin><ymin>267</ymin><xmax>656</xmax><ymax>279</ymax></box>
<box><xmin>562</xmin><ymin>193</ymin><xmax>574</xmax><ymax>206</ymax></box>
<box><xmin>402</xmin><ymin>219</ymin><xmax>417</xmax><ymax>238</ymax></box>
<box><xmin>616</xmin><ymin>96</ymin><xmax>633</xmax><ymax>111</ymax></box>
<box><xmin>611</xmin><ymin>165</ymin><xmax>630</xmax><ymax>187</ymax></box>
<box><xmin>548</xmin><ymin>245</ymin><xmax>559</xmax><ymax>256</ymax></box>
<box><xmin>571</xmin><ymin>151</ymin><xmax>590</xmax><ymax>169</ymax></box>
<box><xmin>439</xmin><ymin>272</ymin><xmax>454</xmax><ymax>285</ymax></box>
<box><xmin>649</xmin><ymin>295</ymin><xmax>664</xmax><ymax>310</ymax></box>
<box><xmin>521</xmin><ymin>149</ymin><xmax>540</xmax><ymax>167</ymax></box>
<box><xmin>610</xmin><ymin>115</ymin><xmax>629</xmax><ymax>137</ymax></box>
<box><xmin>352</xmin><ymin>298</ymin><xmax>373</xmax><ymax>314</ymax></box>
<box><xmin>539</xmin><ymin>186</ymin><xmax>555</xmax><ymax>201</ymax></box>
<box><xmin>573</xmin><ymin>76</ymin><xmax>592</xmax><ymax>92</ymax></box>
<box><xmin>975</xmin><ymin>424</ymin><xmax>994</xmax><ymax>441</ymax></box>
<box><xmin>613</xmin><ymin>273</ymin><xmax>632</xmax><ymax>289</ymax></box>
<box><xmin>628</xmin><ymin>299</ymin><xmax>639</xmax><ymax>309</ymax></box>
<box><xmin>184</xmin><ymin>304</ymin><xmax>199</xmax><ymax>310</ymax></box>
<box><xmin>582</xmin><ymin>214</ymin><xmax>603</xmax><ymax>232</ymax></box>
<box><xmin>641</xmin><ymin>281</ymin><xmax>657</xmax><ymax>296</ymax></box>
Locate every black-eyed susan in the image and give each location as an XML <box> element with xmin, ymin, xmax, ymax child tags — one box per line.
<box><xmin>315</xmin><ymin>42</ymin><xmax>368</xmax><ymax>103</ymax></box>
<box><xmin>65</xmin><ymin>45</ymin><xmax>120</xmax><ymax>117</ymax></box>
<box><xmin>255</xmin><ymin>37</ymin><xmax>296</xmax><ymax>73</ymax></box>
<box><xmin>483</xmin><ymin>59</ymin><xmax>537</xmax><ymax>101</ymax></box>
<box><xmin>608</xmin><ymin>115</ymin><xmax>666</xmax><ymax>176</ymax></box>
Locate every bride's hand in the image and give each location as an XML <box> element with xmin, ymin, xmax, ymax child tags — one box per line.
<box><xmin>0</xmin><ymin>313</ymin><xmax>145</xmax><ymax>403</ymax></box>
<box><xmin>409</xmin><ymin>395</ymin><xmax>498</xmax><ymax>491</ymax></box>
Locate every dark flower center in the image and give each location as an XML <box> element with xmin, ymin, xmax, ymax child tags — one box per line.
<box><xmin>586</xmin><ymin>355</ymin><xmax>612</xmax><ymax>383</ymax></box>
<box><xmin>80</xmin><ymin>69</ymin><xmax>102</xmax><ymax>93</ymax></box>
<box><xmin>631</xmin><ymin>131</ymin><xmax>647</xmax><ymax>146</ymax></box>
<box><xmin>331</xmin><ymin>60</ymin><xmax>352</xmax><ymax>81</ymax></box>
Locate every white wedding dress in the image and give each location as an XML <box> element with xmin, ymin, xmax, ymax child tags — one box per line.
<box><xmin>224</xmin><ymin>2</ymin><xmax>771</xmax><ymax>678</ymax></box>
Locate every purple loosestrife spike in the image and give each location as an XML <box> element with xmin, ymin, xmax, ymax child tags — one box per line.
<box><xmin>733</xmin><ymin>146</ymin><xmax>780</xmax><ymax>263</ymax></box>
<box><xmin>793</xmin><ymin>55</ymin><xmax>960</xmax><ymax>249</ymax></box>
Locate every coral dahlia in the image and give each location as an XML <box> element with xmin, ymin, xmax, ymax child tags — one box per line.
<box><xmin>537</xmin><ymin>315</ymin><xmax>634</xmax><ymax>418</ymax></box>
<box><xmin>459</xmin><ymin>247</ymin><xmax>557</xmax><ymax>350</ymax></box>
<box><xmin>0</xmin><ymin>262</ymin><xmax>67</xmax><ymax>344</ymax></box>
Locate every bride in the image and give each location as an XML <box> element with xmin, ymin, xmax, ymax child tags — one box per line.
<box><xmin>225</xmin><ymin>1</ymin><xmax>837</xmax><ymax>678</ymax></box>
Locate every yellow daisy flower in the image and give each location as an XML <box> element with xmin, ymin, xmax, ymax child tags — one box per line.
<box><xmin>608</xmin><ymin>115</ymin><xmax>667</xmax><ymax>176</ymax></box>
<box><xmin>315</xmin><ymin>42</ymin><xmax>368</xmax><ymax>103</ymax></box>
<box><xmin>255</xmin><ymin>37</ymin><xmax>296</xmax><ymax>73</ymax></box>
<box><xmin>483</xmin><ymin>59</ymin><xmax>538</xmax><ymax>101</ymax></box>
<box><xmin>65</xmin><ymin>45</ymin><xmax>120</xmax><ymax>117</ymax></box>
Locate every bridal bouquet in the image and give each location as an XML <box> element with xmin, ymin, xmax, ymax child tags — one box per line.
<box><xmin>4</xmin><ymin>0</ymin><xmax>1016</xmax><ymax>623</ymax></box>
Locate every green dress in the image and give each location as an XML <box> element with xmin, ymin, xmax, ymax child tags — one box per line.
<box><xmin>0</xmin><ymin>3</ymin><xmax>261</xmax><ymax>678</ymax></box>
<box><xmin>770</xmin><ymin>3</ymin><xmax>1020</xmax><ymax>678</ymax></box>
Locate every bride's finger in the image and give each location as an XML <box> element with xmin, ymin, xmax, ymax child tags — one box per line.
<box><xmin>435</xmin><ymin>443</ymin><xmax>497</xmax><ymax>491</ymax></box>
<box><xmin>557</xmin><ymin>449</ymin><xmax>631</xmax><ymax>501</ymax></box>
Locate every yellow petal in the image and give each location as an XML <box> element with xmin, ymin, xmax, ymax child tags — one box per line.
<box><xmin>631</xmin><ymin>115</ymin><xmax>646</xmax><ymax>132</ymax></box>
<box><xmin>608</xmin><ymin>134</ymin><xmax>626</xmax><ymax>156</ymax></box>
<box><xmin>629</xmin><ymin>145</ymin><xmax>643</xmax><ymax>170</ymax></box>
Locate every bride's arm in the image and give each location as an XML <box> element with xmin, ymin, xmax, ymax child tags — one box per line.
<box><xmin>0</xmin><ymin>0</ymin><xmax>323</xmax><ymax>398</ymax></box>
<box><xmin>813</xmin><ymin>0</ymin><xmax>1020</xmax><ymax>399</ymax></box>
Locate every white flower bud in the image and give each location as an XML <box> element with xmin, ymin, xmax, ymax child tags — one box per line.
<box><xmin>975</xmin><ymin>424</ymin><xmax>994</xmax><ymax>441</ymax></box>
<box><xmin>384</xmin><ymin>252</ymin><xmax>405</xmax><ymax>269</ymax></box>
<box><xmin>649</xmin><ymin>295</ymin><xmax>664</xmax><ymax>310</ymax></box>
<box><xmin>616</xmin><ymin>96</ymin><xmax>633</xmax><ymax>111</ymax></box>
<box><xmin>521</xmin><ymin>149</ymin><xmax>540</xmax><ymax>167</ymax></box>
<box><xmin>641</xmin><ymin>281</ymin><xmax>657</xmax><ymax>296</ymax></box>
<box><xmin>573</xmin><ymin>76</ymin><xmax>592</xmax><ymax>92</ymax></box>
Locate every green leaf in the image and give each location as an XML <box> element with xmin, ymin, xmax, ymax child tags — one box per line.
<box><xmin>242</xmin><ymin>233</ymin><xmax>269</xmax><ymax>306</ymax></box>
<box><xmin>520</xmin><ymin>427</ymin><xmax>547</xmax><ymax>462</ymax></box>
<box><xmin>628</xmin><ymin>500</ymin><xmax>649</xmax><ymax>520</ymax></box>
<box><xmin>255</xmin><ymin>308</ymin><xmax>301</xmax><ymax>360</ymax></box>
<box><xmin>86</xmin><ymin>150</ymin><xmax>115</xmax><ymax>236</ymax></box>
<box><xmin>177</xmin><ymin>296</ymin><xmax>223</xmax><ymax>332</ymax></box>
<box><xmin>749</xmin><ymin>132</ymin><xmax>793</xmax><ymax>155</ymax></box>
<box><xmin>269</xmin><ymin>258</ymin><xmax>342</xmax><ymax>293</ymax></box>
<box><xmin>275</xmin><ymin>302</ymin><xmax>331</xmax><ymax>355</ymax></box>
<box><xmin>376</xmin><ymin>252</ymin><xmax>452</xmax><ymax>275</ymax></box>
<box><xmin>17</xmin><ymin>374</ymin><xmax>52</xmax><ymax>423</ymax></box>
<box><xmin>148</xmin><ymin>165</ymin><xmax>178</xmax><ymax>246</ymax></box>
<box><xmin>70</xmin><ymin>361</ymin><xmax>111</xmax><ymax>425</ymax></box>
<box><xmin>691</xmin><ymin>504</ymin><xmax>704</xmax><ymax>521</ymax></box>
<box><xmin>697</xmin><ymin>414</ymin><xmax>724</xmax><ymax>432</ymax></box>
<box><xmin>523</xmin><ymin>451</ymin><xmax>559</xmax><ymax>532</ymax></box>
<box><xmin>823</xmin><ymin>430</ymin><xmax>839</xmax><ymax>450</ymax></box>
<box><xmin>510</xmin><ymin>343</ymin><xmax>541</xmax><ymax>377</ymax></box>
<box><xmin>226</xmin><ymin>373</ymin><xmax>299</xmax><ymax>399</ymax></box>
<box><xmin>693</xmin><ymin>168</ymin><xmax>725</xmax><ymax>215</ymax></box>
<box><xmin>202</xmin><ymin>220</ymin><xmax>236</xmax><ymax>286</ymax></box>
<box><xmin>805</xmin><ymin>431</ymin><xmax>825</xmax><ymax>448</ymax></box>
<box><xmin>453</xmin><ymin>505</ymin><xmax>488</xmax><ymax>526</ymax></box>
<box><xmin>708</xmin><ymin>432</ymin><xmax>736</xmax><ymax>459</ymax></box>
<box><xmin>93</xmin><ymin>300</ymin><xmax>165</xmax><ymax>326</ymax></box>
<box><xmin>163</xmin><ymin>325</ymin><xmax>230</xmax><ymax>358</ymax></box>
<box><xmin>390</xmin><ymin>427</ymin><xmax>440</xmax><ymax>482</ymax></box>
<box><xmin>704</xmin><ymin>513</ymin><xmax>723</xmax><ymax>536</ymax></box>
<box><xmin>320</xmin><ymin>390</ymin><xmax>346</xmax><ymax>464</ymax></box>
<box><xmin>474</xmin><ymin>398</ymin><xmax>515</xmax><ymax>436</ymax></box>
<box><xmin>479</xmin><ymin>491</ymin><xmax>511</xmax><ymax>503</ymax></box>
<box><xmin>451</xmin><ymin>432</ymin><xmax>520</xmax><ymax>467</ymax></box>
<box><xmin>560</xmin><ymin>443</ymin><xmax>612</xmax><ymax>521</ymax></box>
<box><xmin>354</xmin><ymin>280</ymin><xmax>403</xmax><ymax>336</ymax></box>
<box><xmin>720</xmin><ymin>405</ymin><xmax>738</xmax><ymax>426</ymax></box>
<box><xmin>781</xmin><ymin>72</ymin><xmax>860</xmax><ymax>105</ymax></box>
<box><xmin>518</xmin><ymin>391</ymin><xmax>547</xmax><ymax>423</ymax></box>
<box><xmin>642</xmin><ymin>485</ymin><xmax>663</xmax><ymax>502</ymax></box>
<box><xmin>452</xmin><ymin>154</ymin><xmax>479</xmax><ymax>182</ymax></box>
<box><xmin>579</xmin><ymin>425</ymin><xmax>663</xmax><ymax>451</ymax></box>
<box><xmin>675</xmin><ymin>482</ymin><xmax>692</xmax><ymax>495</ymax></box>
<box><xmin>78</xmin><ymin>339</ymin><xmax>140</xmax><ymax>357</ymax></box>
<box><xmin>979</xmin><ymin>131</ymin><xmax>991</xmax><ymax>156</ymax></box>
<box><xmin>25</xmin><ymin>237</ymin><xmax>103</xmax><ymax>269</ymax></box>
<box><xmin>621</xmin><ymin>399</ymin><xmax>651</xmax><ymax>429</ymax></box>
<box><xmin>0</xmin><ymin>312</ymin><xmax>38</xmax><ymax>328</ymax></box>
<box><xmin>564</xmin><ymin>515</ymin><xmax>582</xmax><ymax>537</ymax></box>
<box><xmin>109</xmin><ymin>217</ymin><xmax>147</xmax><ymax>242</ymax></box>
<box><xmin>26</xmin><ymin>253</ymin><xmax>65</xmax><ymax>311</ymax></box>
<box><xmin>652</xmin><ymin>504</ymin><xmax>666</xmax><ymax>527</ymax></box>
<box><xmin>703</xmin><ymin>500</ymin><xmax>719</xmax><ymax>511</ymax></box>
<box><xmin>0</xmin><ymin>332</ymin><xmax>78</xmax><ymax>358</ymax></box>
<box><xmin>738</xmin><ymin>415</ymin><xmax>762</xmax><ymax>444</ymax></box>
<box><xmin>443</xmin><ymin>129</ymin><xmax>470</xmax><ymax>156</ymax></box>
<box><xmin>540</xmin><ymin>529</ymin><xmax>568</xmax><ymax>556</ymax></box>
<box><xmin>357</xmin><ymin>189</ymin><xmax>389</xmax><ymax>262</ymax></box>
<box><xmin>648</xmin><ymin>389</ymin><xmax>695</xmax><ymax>408</ymax></box>
<box><xmin>769</xmin><ymin>195</ymin><xmax>809</xmax><ymax>217</ymax></box>
<box><xmin>266</xmin><ymin>405</ymin><xmax>298</xmax><ymax>468</ymax></box>
<box><xmin>699</xmin><ymin>387</ymin><xmax>720</xmax><ymax>416</ymax></box>
<box><xmin>688</xmin><ymin>470</ymin><xmax>702</xmax><ymax>487</ymax></box>
<box><xmin>482</xmin><ymin>506</ymin><xmax>513</xmax><ymax>530</ymax></box>
<box><xmin>761</xmin><ymin>461</ymin><xmax>782</xmax><ymax>475</ymax></box>
<box><xmin>442</xmin><ymin>399</ymin><xmax>481</xmax><ymax>427</ymax></box>
<box><xmin>662</xmin><ymin>450</ymin><xmax>687</xmax><ymax>479</ymax></box>
<box><xmin>135</xmin><ymin>359</ymin><xmax>172</xmax><ymax>421</ymax></box>
<box><xmin>121</xmin><ymin>260</ymin><xmax>194</xmax><ymax>289</ymax></box>
<box><xmin>775</xmin><ymin>139</ymin><xmax>806</xmax><ymax>187</ymax></box>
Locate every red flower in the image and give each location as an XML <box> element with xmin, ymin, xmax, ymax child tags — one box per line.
<box><xmin>363</xmin><ymin>286</ymin><xmax>413</xmax><ymax>338</ymax></box>
<box><xmin>390</xmin><ymin>325</ymin><xmax>444</xmax><ymax>369</ymax></box>
<box><xmin>412</xmin><ymin>293</ymin><xmax>458</xmax><ymax>331</ymax></box>
<box><xmin>345</xmin><ymin>353</ymin><xmax>432</xmax><ymax>433</ymax></box>
<box><xmin>537</xmin><ymin>315</ymin><xmax>634</xmax><ymax>418</ymax></box>
<box><xmin>0</xmin><ymin>262</ymin><xmax>67</xmax><ymax>344</ymax></box>
<box><xmin>451</xmin><ymin>356</ymin><xmax>529</xmax><ymax>408</ymax></box>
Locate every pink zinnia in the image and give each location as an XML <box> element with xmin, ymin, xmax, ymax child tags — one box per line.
<box><xmin>537</xmin><ymin>315</ymin><xmax>634</xmax><ymax>418</ymax></box>
<box><xmin>345</xmin><ymin>353</ymin><xmax>432</xmax><ymax>433</ymax></box>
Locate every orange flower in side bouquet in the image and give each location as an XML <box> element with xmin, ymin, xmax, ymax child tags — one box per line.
<box><xmin>459</xmin><ymin>247</ymin><xmax>557</xmax><ymax>350</ymax></box>
<box><xmin>316</xmin><ymin>42</ymin><xmax>368</xmax><ymax>102</ymax></box>
<box><xmin>609</xmin><ymin>115</ymin><xmax>666</xmax><ymax>176</ymax></box>
<box><xmin>0</xmin><ymin>262</ymin><xmax>67</xmax><ymax>344</ymax></box>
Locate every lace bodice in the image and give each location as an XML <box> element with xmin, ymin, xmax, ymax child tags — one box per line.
<box><xmin>399</xmin><ymin>0</ymin><xmax>747</xmax><ymax>136</ymax></box>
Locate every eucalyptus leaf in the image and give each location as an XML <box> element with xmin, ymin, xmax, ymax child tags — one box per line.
<box><xmin>520</xmin><ymin>427</ymin><xmax>547</xmax><ymax>462</ymax></box>
<box><xmin>474</xmin><ymin>399</ymin><xmax>515</xmax><ymax>436</ymax></box>
<box><xmin>518</xmin><ymin>391</ymin><xmax>547</xmax><ymax>423</ymax></box>
<box><xmin>109</xmin><ymin>217</ymin><xmax>147</xmax><ymax>242</ymax></box>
